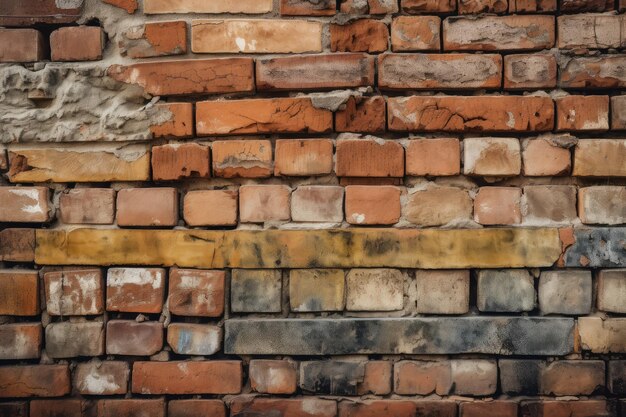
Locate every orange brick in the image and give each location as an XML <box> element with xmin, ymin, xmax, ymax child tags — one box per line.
<box><xmin>239</xmin><ymin>185</ymin><xmax>291</xmax><ymax>223</ymax></box>
<box><xmin>331</xmin><ymin>20</ymin><xmax>389</xmax><ymax>53</ymax></box>
<box><xmin>0</xmin><ymin>186</ymin><xmax>50</xmax><ymax>223</ymax></box>
<box><xmin>121</xmin><ymin>21</ymin><xmax>187</xmax><ymax>58</ymax></box>
<box><xmin>335</xmin><ymin>96</ymin><xmax>386</xmax><ymax>133</ymax></box>
<box><xmin>460</xmin><ymin>401</ymin><xmax>518</xmax><ymax>417</ymax></box>
<box><xmin>474</xmin><ymin>187</ymin><xmax>522</xmax><ymax>225</ymax></box>
<box><xmin>168</xmin><ymin>268</ymin><xmax>225</xmax><ymax>317</ymax></box>
<box><xmin>508</xmin><ymin>0</ymin><xmax>556</xmax><ymax>12</ymax></box>
<box><xmin>504</xmin><ymin>54</ymin><xmax>557</xmax><ymax>90</ymax></box>
<box><xmin>360</xmin><ymin>361</ymin><xmax>392</xmax><ymax>395</ymax></box>
<box><xmin>250</xmin><ymin>360</ymin><xmax>297</xmax><ymax>394</ymax></box>
<box><xmin>50</xmin><ymin>26</ymin><xmax>103</xmax><ymax>61</ymax></box>
<box><xmin>103</xmin><ymin>0</ymin><xmax>138</xmax><ymax>13</ymax></box>
<box><xmin>395</xmin><ymin>361</ymin><xmax>451</xmax><ymax>395</ymax></box>
<box><xmin>116</xmin><ymin>188</ymin><xmax>178</xmax><ymax>227</ymax></box>
<box><xmin>560</xmin><ymin>56</ymin><xmax>626</xmax><ymax>88</ymax></box>
<box><xmin>281</xmin><ymin>0</ymin><xmax>336</xmax><ymax>15</ymax></box>
<box><xmin>391</xmin><ymin>16</ymin><xmax>441</xmax><ymax>52</ymax></box>
<box><xmin>0</xmin><ymin>29</ymin><xmax>45</xmax><ymax>63</ymax></box>
<box><xmin>336</xmin><ymin>139</ymin><xmax>404</xmax><ymax>177</ymax></box>
<box><xmin>556</xmin><ymin>96</ymin><xmax>609</xmax><ymax>132</ymax></box>
<box><xmin>152</xmin><ymin>143</ymin><xmax>210</xmax><ymax>181</ymax></box>
<box><xmin>341</xmin><ymin>0</ymin><xmax>399</xmax><ymax>13</ymax></box>
<box><xmin>0</xmin><ymin>270</ymin><xmax>39</xmax><ymax>316</ymax></box>
<box><xmin>522</xmin><ymin>138</ymin><xmax>571</xmax><ymax>176</ymax></box>
<box><xmin>212</xmin><ymin>140</ymin><xmax>272</xmax><ymax>178</ymax></box>
<box><xmin>183</xmin><ymin>190</ymin><xmax>238</xmax><ymax>226</ymax></box>
<box><xmin>274</xmin><ymin>139</ymin><xmax>334</xmax><ymax>176</ymax></box>
<box><xmin>106</xmin><ymin>267</ymin><xmax>165</xmax><ymax>313</ymax></box>
<box><xmin>0</xmin><ymin>365</ymin><xmax>70</xmax><ymax>398</ymax></box>
<box><xmin>402</xmin><ymin>0</ymin><xmax>456</xmax><ymax>12</ymax></box>
<box><xmin>345</xmin><ymin>185</ymin><xmax>401</xmax><ymax>225</ymax></box>
<box><xmin>463</xmin><ymin>138</ymin><xmax>521</xmax><ymax>177</ymax></box>
<box><xmin>459</xmin><ymin>0</ymin><xmax>508</xmax><ymax>13</ymax></box>
<box><xmin>151</xmin><ymin>103</ymin><xmax>194</xmax><ymax>138</ymax></box>
<box><xmin>168</xmin><ymin>400</ymin><xmax>226</xmax><ymax>417</ymax></box>
<box><xmin>59</xmin><ymin>188</ymin><xmax>115</xmax><ymax>224</ymax></box>
<box><xmin>44</xmin><ymin>269</ymin><xmax>104</xmax><ymax>316</ymax></box>
<box><xmin>406</xmin><ymin>138</ymin><xmax>460</xmax><ymax>176</ymax></box>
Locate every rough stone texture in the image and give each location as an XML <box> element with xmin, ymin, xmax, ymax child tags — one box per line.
<box><xmin>167</xmin><ymin>323</ymin><xmax>222</xmax><ymax>355</ymax></box>
<box><xmin>522</xmin><ymin>138</ymin><xmax>571</xmax><ymax>176</ymax></box>
<box><xmin>152</xmin><ymin>143</ymin><xmax>210</xmax><ymax>181</ymax></box>
<box><xmin>556</xmin><ymin>95</ymin><xmax>609</xmax><ymax>131</ymax></box>
<box><xmin>274</xmin><ymin>139</ymin><xmax>334</xmax><ymax>176</ymax></box>
<box><xmin>538</xmin><ymin>270</ymin><xmax>592</xmax><ymax>315</ymax></box>
<box><xmin>391</xmin><ymin>16</ymin><xmax>440</xmax><ymax>52</ymax></box>
<box><xmin>239</xmin><ymin>185</ymin><xmax>291</xmax><ymax>223</ymax></box>
<box><xmin>59</xmin><ymin>189</ymin><xmax>115</xmax><ymax>224</ymax></box>
<box><xmin>168</xmin><ymin>268</ymin><xmax>224</xmax><ymax>317</ymax></box>
<box><xmin>291</xmin><ymin>186</ymin><xmax>344</xmax><ymax>223</ymax></box>
<box><xmin>464</xmin><ymin>138</ymin><xmax>521</xmax><ymax>177</ymax></box>
<box><xmin>0</xmin><ymin>270</ymin><xmax>39</xmax><ymax>316</ymax></box>
<box><xmin>106</xmin><ymin>320</ymin><xmax>163</xmax><ymax>356</ymax></box>
<box><xmin>116</xmin><ymin>188</ymin><xmax>178</xmax><ymax>227</ymax></box>
<box><xmin>345</xmin><ymin>186</ymin><xmax>402</xmax><ymax>225</ymax></box>
<box><xmin>477</xmin><ymin>270</ymin><xmax>535</xmax><ymax>312</ymax></box>
<box><xmin>120</xmin><ymin>21</ymin><xmax>187</xmax><ymax>59</ymax></box>
<box><xmin>578</xmin><ymin>317</ymin><xmax>626</xmax><ymax>353</ymax></box>
<box><xmin>415</xmin><ymin>270</ymin><xmax>470</xmax><ymax>314</ymax></box>
<box><xmin>144</xmin><ymin>0</ymin><xmax>272</xmax><ymax>13</ymax></box>
<box><xmin>405</xmin><ymin>187</ymin><xmax>472</xmax><ymax>227</ymax></box>
<box><xmin>504</xmin><ymin>53</ymin><xmax>557</xmax><ymax>89</ymax></box>
<box><xmin>106</xmin><ymin>267</ymin><xmax>165</xmax><ymax>313</ymax></box>
<box><xmin>73</xmin><ymin>361</ymin><xmax>129</xmax><ymax>395</ymax></box>
<box><xmin>405</xmin><ymin>138</ymin><xmax>460</xmax><ymax>176</ymax></box>
<box><xmin>597</xmin><ymin>269</ymin><xmax>626</xmax><ymax>313</ymax></box>
<box><xmin>331</xmin><ymin>20</ymin><xmax>389</xmax><ymax>53</ymax></box>
<box><xmin>0</xmin><ymin>323</ymin><xmax>41</xmax><ymax>360</ymax></box>
<box><xmin>346</xmin><ymin>269</ymin><xmax>404</xmax><ymax>311</ymax></box>
<box><xmin>578</xmin><ymin>186</ymin><xmax>626</xmax><ymax>225</ymax></box>
<box><xmin>183</xmin><ymin>190</ymin><xmax>238</xmax><ymax>227</ymax></box>
<box><xmin>44</xmin><ymin>268</ymin><xmax>104</xmax><ymax>316</ymax></box>
<box><xmin>573</xmin><ymin>139</ymin><xmax>626</xmax><ymax>177</ymax></box>
<box><xmin>560</xmin><ymin>55</ymin><xmax>626</xmax><ymax>88</ymax></box>
<box><xmin>0</xmin><ymin>365</ymin><xmax>70</xmax><ymax>398</ymax></box>
<box><xmin>250</xmin><ymin>360</ymin><xmax>297</xmax><ymax>394</ymax></box>
<box><xmin>231</xmin><ymin>269</ymin><xmax>282</xmax><ymax>313</ymax></box>
<box><xmin>45</xmin><ymin>322</ymin><xmax>104</xmax><ymax>358</ymax></box>
<box><xmin>50</xmin><ymin>26</ymin><xmax>103</xmax><ymax>62</ymax></box>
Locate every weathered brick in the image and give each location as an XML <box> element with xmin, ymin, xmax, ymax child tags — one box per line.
<box><xmin>331</xmin><ymin>20</ymin><xmax>389</xmax><ymax>53</ymax></box>
<box><xmin>564</xmin><ymin>228</ymin><xmax>626</xmax><ymax>268</ymax></box>
<box><xmin>144</xmin><ymin>0</ymin><xmax>272</xmax><ymax>13</ymax></box>
<box><xmin>360</xmin><ymin>361</ymin><xmax>392</xmax><ymax>395</ymax></box>
<box><xmin>499</xmin><ymin>359</ymin><xmax>542</xmax><ymax>394</ymax></box>
<box><xmin>578</xmin><ymin>186</ymin><xmax>626</xmax><ymax>225</ymax></box>
<box><xmin>116</xmin><ymin>188</ymin><xmax>178</xmax><ymax>227</ymax></box>
<box><xmin>151</xmin><ymin>143</ymin><xmax>210</xmax><ymax>181</ymax></box>
<box><xmin>192</xmin><ymin>19</ymin><xmax>322</xmax><ymax>53</ymax></box>
<box><xmin>212</xmin><ymin>140</ymin><xmax>272</xmax><ymax>178</ymax></box>
<box><xmin>74</xmin><ymin>361</ymin><xmax>129</xmax><ymax>395</ymax></box>
<box><xmin>291</xmin><ymin>186</ymin><xmax>344</xmax><ymax>223</ymax></box>
<box><xmin>0</xmin><ymin>365</ymin><xmax>69</xmax><ymax>398</ymax></box>
<box><xmin>379</xmin><ymin>53</ymin><xmax>502</xmax><ymax>90</ymax></box>
<box><xmin>44</xmin><ymin>268</ymin><xmax>104</xmax><ymax>316</ymax></box>
<box><xmin>239</xmin><ymin>185</ymin><xmax>291</xmax><ymax>223</ymax></box>
<box><xmin>597</xmin><ymin>270</ymin><xmax>626</xmax><ymax>313</ymax></box>
<box><xmin>106</xmin><ymin>267</ymin><xmax>165</xmax><ymax>313</ymax></box>
<box><xmin>0</xmin><ymin>29</ymin><xmax>45</xmax><ymax>63</ymax></box>
<box><xmin>106</xmin><ymin>320</ymin><xmax>163</xmax><ymax>356</ymax></box>
<box><xmin>231</xmin><ymin>269</ymin><xmax>282</xmax><ymax>313</ymax></box>
<box><xmin>0</xmin><ymin>270</ymin><xmax>39</xmax><ymax>316</ymax></box>
<box><xmin>609</xmin><ymin>361</ymin><xmax>626</xmax><ymax>394</ymax></box>
<box><xmin>341</xmin><ymin>0</ymin><xmax>399</xmax><ymax>13</ymax></box>
<box><xmin>388</xmin><ymin>96</ymin><xmax>554</xmax><ymax>132</ymax></box>
<box><xmin>274</xmin><ymin>139</ymin><xmax>334</xmax><ymax>176</ymax></box>
<box><xmin>45</xmin><ymin>322</ymin><xmax>104</xmax><ymax>358</ymax></box>
<box><xmin>573</xmin><ymin>139</ymin><xmax>626</xmax><ymax>177</ymax></box>
<box><xmin>538</xmin><ymin>270</ymin><xmax>592</xmax><ymax>315</ymax></box>
<box><xmin>346</xmin><ymin>269</ymin><xmax>404</xmax><ymax>311</ymax></box>
<box><xmin>108</xmin><ymin>58</ymin><xmax>254</xmax><ymax>96</ymax></box>
<box><xmin>300</xmin><ymin>361</ymin><xmax>364</xmax><ymax>395</ymax></box>
<box><xmin>0</xmin><ymin>0</ymin><xmax>83</xmax><ymax>25</ymax></box>
<box><xmin>406</xmin><ymin>138</ymin><xmax>460</xmax><ymax>176</ymax></box>
<box><xmin>95</xmin><ymin>399</ymin><xmax>166</xmax><ymax>417</ymax></box>
<box><xmin>103</xmin><ymin>0</ymin><xmax>137</xmax><ymax>13</ymax></box>
<box><xmin>290</xmin><ymin>269</ymin><xmax>345</xmax><ymax>312</ymax></box>
<box><xmin>405</xmin><ymin>187</ymin><xmax>472</xmax><ymax>227</ymax></box>
<box><xmin>450</xmin><ymin>360</ymin><xmax>498</xmax><ymax>395</ymax></box>
<box><xmin>150</xmin><ymin>102</ymin><xmax>194</xmax><ymax>139</ymax></box>
<box><xmin>520</xmin><ymin>400</ymin><xmax>611</xmax><ymax>417</ymax></box>
<box><xmin>0</xmin><ymin>323</ymin><xmax>41</xmax><ymax>360</ymax></box>
<box><xmin>478</xmin><ymin>270</ymin><xmax>535</xmax><ymax>312</ymax></box>
<box><xmin>523</xmin><ymin>185</ymin><xmax>577</xmax><ymax>225</ymax></box>
<box><xmin>336</xmin><ymin>139</ymin><xmax>404</xmax><ymax>177</ymax></box>
<box><xmin>612</xmin><ymin>95</ymin><xmax>626</xmax><ymax>130</ymax></box>
<box><xmin>391</xmin><ymin>16</ymin><xmax>440</xmax><ymax>52</ymax></box>
<box><xmin>556</xmin><ymin>95</ymin><xmax>609</xmax><ymax>131</ymax></box>
<box><xmin>504</xmin><ymin>53</ymin><xmax>557</xmax><ymax>89</ymax></box>
<box><xmin>0</xmin><ymin>187</ymin><xmax>50</xmax><ymax>223</ymax></box>
<box><xmin>521</xmin><ymin>137</ymin><xmax>571</xmax><ymax>176</ymax></box>
<box><xmin>257</xmin><ymin>54</ymin><xmax>375</xmax><ymax>91</ymax></box>
<box><xmin>29</xmin><ymin>400</ymin><xmax>83</xmax><ymax>417</ymax></box>
<box><xmin>196</xmin><ymin>98</ymin><xmax>332</xmax><ymax>135</ymax></box>
<box><xmin>561</xmin><ymin>0</ymin><xmax>613</xmax><ymax>12</ymax></box>
<box><xmin>132</xmin><ymin>361</ymin><xmax>241</xmax><ymax>394</ymax></box>
<box><xmin>0</xmin><ymin>228</ymin><xmax>35</xmax><ymax>262</ymax></box>
<box><xmin>508</xmin><ymin>0</ymin><xmax>556</xmax><ymax>11</ymax></box>
<box><xmin>59</xmin><ymin>189</ymin><xmax>115</xmax><ymax>225</ymax></box>
<box><xmin>230</xmin><ymin>397</ymin><xmax>336</xmax><ymax>417</ymax></box>
<box><xmin>167</xmin><ymin>323</ymin><xmax>221</xmax><ymax>355</ymax></box>
<box><xmin>281</xmin><ymin>0</ymin><xmax>336</xmax><ymax>14</ymax></box>
<box><xmin>0</xmin><ymin>402</ymin><xmax>26</xmax><ymax>417</ymax></box>
<box><xmin>460</xmin><ymin>401</ymin><xmax>517</xmax><ymax>417</ymax></box>
<box><xmin>444</xmin><ymin>15</ymin><xmax>555</xmax><ymax>51</ymax></box>
<box><xmin>345</xmin><ymin>185</ymin><xmax>401</xmax><ymax>225</ymax></box>
<box><xmin>183</xmin><ymin>190</ymin><xmax>238</xmax><ymax>226</ymax></box>
<box><xmin>402</xmin><ymin>0</ymin><xmax>456</xmax><ymax>12</ymax></box>
<box><xmin>335</xmin><ymin>96</ymin><xmax>386</xmax><ymax>133</ymax></box>
<box><xmin>459</xmin><ymin>0</ymin><xmax>508</xmax><ymax>13</ymax></box>
<box><xmin>579</xmin><ymin>317</ymin><xmax>626</xmax><ymax>353</ymax></box>
<box><xmin>558</xmin><ymin>14</ymin><xmax>625</xmax><ymax>49</ymax></box>
<box><xmin>339</xmin><ymin>400</ymin><xmax>456</xmax><ymax>417</ymax></box>
<box><xmin>464</xmin><ymin>138</ymin><xmax>521</xmax><ymax>177</ymax></box>
<box><xmin>560</xmin><ymin>55</ymin><xmax>626</xmax><ymax>88</ymax></box>
<box><xmin>168</xmin><ymin>400</ymin><xmax>226</xmax><ymax>417</ymax></box>
<box><xmin>121</xmin><ymin>21</ymin><xmax>187</xmax><ymax>58</ymax></box>
<box><xmin>50</xmin><ymin>26</ymin><xmax>103</xmax><ymax>62</ymax></box>
<box><xmin>250</xmin><ymin>360</ymin><xmax>297</xmax><ymax>394</ymax></box>
<box><xmin>474</xmin><ymin>187</ymin><xmax>522</xmax><ymax>225</ymax></box>
<box><xmin>168</xmin><ymin>268</ymin><xmax>224</xmax><ymax>317</ymax></box>
<box><xmin>415</xmin><ymin>270</ymin><xmax>470</xmax><ymax>314</ymax></box>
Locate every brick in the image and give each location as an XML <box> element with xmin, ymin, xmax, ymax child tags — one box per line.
<box><xmin>0</xmin><ymin>0</ymin><xmax>82</xmax><ymax>25</ymax></box>
<box><xmin>520</xmin><ymin>400</ymin><xmax>611</xmax><ymax>417</ymax></box>
<box><xmin>239</xmin><ymin>185</ymin><xmax>291</xmax><ymax>223</ymax></box>
<box><xmin>406</xmin><ymin>138</ymin><xmax>460</xmax><ymax>176</ymax></box>
<box><xmin>103</xmin><ymin>0</ymin><xmax>137</xmax><ymax>13</ymax></box>
<box><xmin>106</xmin><ymin>320</ymin><xmax>163</xmax><ymax>356</ymax></box>
<box><xmin>450</xmin><ymin>360</ymin><xmax>498</xmax><ymax>395</ymax></box>
<box><xmin>561</xmin><ymin>0</ymin><xmax>613</xmax><ymax>11</ymax></box>
<box><xmin>560</xmin><ymin>55</ymin><xmax>626</xmax><ymax>88</ymax></box>
<box><xmin>150</xmin><ymin>102</ymin><xmax>194</xmax><ymax>138</ymax></box>
<box><xmin>291</xmin><ymin>186</ymin><xmax>343</xmax><ymax>223</ymax></box>
<box><xmin>598</xmin><ymin>270</ymin><xmax>626</xmax><ymax>313</ymax></box>
<box><xmin>29</xmin><ymin>400</ymin><xmax>82</xmax><ymax>417</ymax></box>
<box><xmin>121</xmin><ymin>21</ymin><xmax>187</xmax><ymax>58</ymax></box>
<box><xmin>0</xmin><ymin>365</ymin><xmax>69</xmax><ymax>398</ymax></box>
<box><xmin>609</xmin><ymin>361</ymin><xmax>626</xmax><ymax>394</ymax></box>
<box><xmin>460</xmin><ymin>402</ymin><xmax>517</xmax><ymax>417</ymax></box>
<box><xmin>196</xmin><ymin>98</ymin><xmax>332</xmax><ymax>136</ymax></box>
<box><xmin>50</xmin><ymin>26</ymin><xmax>103</xmax><ymax>62</ymax></box>
<box><xmin>538</xmin><ymin>270</ymin><xmax>592</xmax><ymax>315</ymax></box>
<box><xmin>415</xmin><ymin>270</ymin><xmax>470</xmax><ymax>314</ymax></box>
<box><xmin>474</xmin><ymin>187</ymin><xmax>521</xmax><ymax>225</ymax></box>
<box><xmin>74</xmin><ymin>361</ymin><xmax>129</xmax><ymax>395</ymax></box>
<box><xmin>106</xmin><ymin>267</ymin><xmax>165</xmax><ymax>313</ymax></box>
<box><xmin>579</xmin><ymin>186</ymin><xmax>626</xmax><ymax>225</ymax></box>
<box><xmin>59</xmin><ymin>189</ymin><xmax>115</xmax><ymax>225</ymax></box>
<box><xmin>346</xmin><ymin>269</ymin><xmax>404</xmax><ymax>311</ymax></box>
<box><xmin>168</xmin><ymin>400</ymin><xmax>225</xmax><ymax>417</ymax></box>
<box><xmin>335</xmin><ymin>97</ymin><xmax>386</xmax><ymax>133</ymax></box>
<box><xmin>464</xmin><ymin>138</ymin><xmax>521</xmax><ymax>177</ymax></box>
<box><xmin>96</xmin><ymin>399</ymin><xmax>165</xmax><ymax>417</ymax></box>
<box><xmin>0</xmin><ymin>228</ymin><xmax>35</xmax><ymax>262</ymax></box>
<box><xmin>388</xmin><ymin>96</ymin><xmax>554</xmax><ymax>132</ymax></box>
<box><xmin>116</xmin><ymin>188</ymin><xmax>178</xmax><ymax>227</ymax></box>
<box><xmin>405</xmin><ymin>187</ymin><xmax>472</xmax><ymax>227</ymax></box>
<box><xmin>192</xmin><ymin>19</ymin><xmax>322</xmax><ymax>53</ymax></box>
<box><xmin>459</xmin><ymin>0</ymin><xmax>508</xmax><ymax>13</ymax></box>
<box><xmin>345</xmin><ymin>185</ymin><xmax>401</xmax><ymax>225</ymax></box>
<box><xmin>558</xmin><ymin>14</ymin><xmax>625</xmax><ymax>49</ymax></box>
<box><xmin>523</xmin><ymin>185</ymin><xmax>577</xmax><ymax>225</ymax></box>
<box><xmin>0</xmin><ymin>29</ymin><xmax>45</xmax><ymax>63</ymax></box>
<box><xmin>613</xmin><ymin>95</ymin><xmax>626</xmax><ymax>130</ymax></box>
<box><xmin>543</xmin><ymin>360</ymin><xmax>605</xmax><ymax>395</ymax></box>
<box><xmin>379</xmin><ymin>53</ymin><xmax>501</xmax><ymax>90</ymax></box>
<box><xmin>573</xmin><ymin>139</ymin><xmax>626</xmax><ymax>177</ymax></box>
<box><xmin>336</xmin><ymin>139</ymin><xmax>404</xmax><ymax>177</ymax></box>
<box><xmin>290</xmin><ymin>269</ymin><xmax>345</xmax><ymax>312</ymax></box>
<box><xmin>300</xmin><ymin>361</ymin><xmax>364</xmax><ymax>395</ymax></box>
<box><xmin>183</xmin><ymin>190</ymin><xmax>238</xmax><ymax>226</ymax></box>
<box><xmin>168</xmin><ymin>268</ymin><xmax>224</xmax><ymax>317</ymax></box>
<box><xmin>0</xmin><ymin>270</ymin><xmax>39</xmax><ymax>316</ymax></box>
<box><xmin>339</xmin><ymin>400</ymin><xmax>456</xmax><ymax>417</ymax></box>
<box><xmin>167</xmin><ymin>323</ymin><xmax>222</xmax><ymax>355</ymax></box>
<box><xmin>274</xmin><ymin>139</ymin><xmax>333</xmax><ymax>176</ymax></box>
<box><xmin>132</xmin><ymin>361</ymin><xmax>241</xmax><ymax>394</ymax></box>
<box><xmin>108</xmin><ymin>58</ymin><xmax>254</xmax><ymax>96</ymax></box>
<box><xmin>250</xmin><ymin>360</ymin><xmax>297</xmax><ymax>394</ymax></box>
<box><xmin>579</xmin><ymin>317</ymin><xmax>626</xmax><ymax>353</ymax></box>
<box><xmin>391</xmin><ymin>16</ymin><xmax>440</xmax><ymax>52</ymax></box>
<box><xmin>0</xmin><ymin>323</ymin><xmax>41</xmax><ymax>360</ymax></box>
<box><xmin>331</xmin><ymin>20</ymin><xmax>389</xmax><ymax>53</ymax></box>
<box><xmin>45</xmin><ymin>322</ymin><xmax>104</xmax><ymax>358</ymax></box>
<box><xmin>443</xmin><ymin>15</ymin><xmax>555</xmax><ymax>51</ymax></box>
<box><xmin>231</xmin><ymin>269</ymin><xmax>282</xmax><ymax>313</ymax></box>
<box><xmin>504</xmin><ymin>53</ymin><xmax>557</xmax><ymax>89</ymax></box>
<box><xmin>44</xmin><ymin>268</ymin><xmax>104</xmax><ymax>315</ymax></box>
<box><xmin>257</xmin><ymin>54</ymin><xmax>374</xmax><ymax>91</ymax></box>
<box><xmin>556</xmin><ymin>95</ymin><xmax>609</xmax><ymax>131</ymax></box>
<box><xmin>360</xmin><ymin>361</ymin><xmax>392</xmax><ymax>395</ymax></box>
<box><xmin>231</xmin><ymin>398</ymin><xmax>336</xmax><ymax>417</ymax></box>
<box><xmin>521</xmin><ymin>137</ymin><xmax>571</xmax><ymax>176</ymax></box>
<box><xmin>212</xmin><ymin>140</ymin><xmax>272</xmax><ymax>178</ymax></box>
<box><xmin>342</xmin><ymin>0</ymin><xmax>399</xmax><ymax>13</ymax></box>
<box><xmin>508</xmin><ymin>0</ymin><xmax>556</xmax><ymax>11</ymax></box>
<box><xmin>152</xmin><ymin>143</ymin><xmax>210</xmax><ymax>181</ymax></box>
<box><xmin>281</xmin><ymin>0</ymin><xmax>336</xmax><ymax>14</ymax></box>
<box><xmin>0</xmin><ymin>187</ymin><xmax>49</xmax><ymax>222</ymax></box>
<box><xmin>564</xmin><ymin>228</ymin><xmax>626</xmax><ymax>268</ymax></box>
<box><xmin>402</xmin><ymin>0</ymin><xmax>455</xmax><ymax>12</ymax></box>
<box><xmin>0</xmin><ymin>403</ymin><xmax>26</xmax><ymax>417</ymax></box>
<box><xmin>144</xmin><ymin>0</ymin><xmax>271</xmax><ymax>13</ymax></box>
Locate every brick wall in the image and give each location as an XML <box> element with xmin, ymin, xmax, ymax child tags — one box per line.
<box><xmin>0</xmin><ymin>0</ymin><xmax>625</xmax><ymax>416</ymax></box>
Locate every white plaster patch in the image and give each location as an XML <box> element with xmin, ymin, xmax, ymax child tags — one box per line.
<box><xmin>108</xmin><ymin>268</ymin><xmax>162</xmax><ymax>289</ymax></box>
<box><xmin>9</xmin><ymin>189</ymin><xmax>44</xmax><ymax>214</ymax></box>
<box><xmin>81</xmin><ymin>373</ymin><xmax>121</xmax><ymax>395</ymax></box>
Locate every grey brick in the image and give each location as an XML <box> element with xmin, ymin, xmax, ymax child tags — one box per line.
<box><xmin>231</xmin><ymin>269</ymin><xmax>282</xmax><ymax>313</ymax></box>
<box><xmin>477</xmin><ymin>270</ymin><xmax>535</xmax><ymax>312</ymax></box>
<box><xmin>538</xmin><ymin>270</ymin><xmax>592</xmax><ymax>315</ymax></box>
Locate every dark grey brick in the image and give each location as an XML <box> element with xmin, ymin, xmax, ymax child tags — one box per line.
<box><xmin>609</xmin><ymin>360</ymin><xmax>626</xmax><ymax>395</ymax></box>
<box><xmin>477</xmin><ymin>270</ymin><xmax>535</xmax><ymax>312</ymax></box>
<box><xmin>299</xmin><ymin>361</ymin><xmax>365</xmax><ymax>395</ymax></box>
<box><xmin>564</xmin><ymin>228</ymin><xmax>626</xmax><ymax>268</ymax></box>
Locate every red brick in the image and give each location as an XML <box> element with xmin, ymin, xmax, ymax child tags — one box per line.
<box><xmin>335</xmin><ymin>97</ymin><xmax>386</xmax><ymax>133</ymax></box>
<box><xmin>291</xmin><ymin>186</ymin><xmax>344</xmax><ymax>223</ymax></box>
<box><xmin>0</xmin><ymin>228</ymin><xmax>35</xmax><ymax>262</ymax></box>
<box><xmin>0</xmin><ymin>29</ymin><xmax>45</xmax><ymax>63</ymax></box>
<box><xmin>167</xmin><ymin>323</ymin><xmax>222</xmax><ymax>355</ymax></box>
<box><xmin>257</xmin><ymin>54</ymin><xmax>374</xmax><ymax>91</ymax></box>
<box><xmin>239</xmin><ymin>185</ymin><xmax>291</xmax><ymax>223</ymax></box>
<box><xmin>121</xmin><ymin>21</ymin><xmax>187</xmax><ymax>58</ymax></box>
<box><xmin>59</xmin><ymin>188</ymin><xmax>115</xmax><ymax>224</ymax></box>
<box><xmin>341</xmin><ymin>0</ymin><xmax>399</xmax><ymax>13</ymax></box>
<box><xmin>345</xmin><ymin>186</ymin><xmax>401</xmax><ymax>225</ymax></box>
<box><xmin>508</xmin><ymin>0</ymin><xmax>555</xmax><ymax>11</ymax></box>
<box><xmin>504</xmin><ymin>54</ymin><xmax>557</xmax><ymax>89</ymax></box>
<box><xmin>168</xmin><ymin>400</ymin><xmax>226</xmax><ymax>417</ymax></box>
<box><xmin>250</xmin><ymin>360</ymin><xmax>298</xmax><ymax>394</ymax></box>
<box><xmin>74</xmin><ymin>361</ymin><xmax>129</xmax><ymax>395</ymax></box>
<box><xmin>281</xmin><ymin>0</ymin><xmax>336</xmax><ymax>15</ymax></box>
<box><xmin>106</xmin><ymin>320</ymin><xmax>163</xmax><ymax>356</ymax></box>
<box><xmin>331</xmin><ymin>20</ymin><xmax>389</xmax><ymax>53</ymax></box>
<box><xmin>108</xmin><ymin>58</ymin><xmax>254</xmax><ymax>96</ymax></box>
<box><xmin>44</xmin><ymin>268</ymin><xmax>104</xmax><ymax>315</ymax></box>
<box><xmin>0</xmin><ymin>270</ymin><xmax>39</xmax><ymax>316</ymax></box>
<box><xmin>464</xmin><ymin>137</ymin><xmax>521</xmax><ymax>177</ymax></box>
<box><xmin>388</xmin><ymin>96</ymin><xmax>554</xmax><ymax>132</ymax></box>
<box><xmin>542</xmin><ymin>360</ymin><xmax>605</xmax><ymax>396</ymax></box>
<box><xmin>0</xmin><ymin>402</ymin><xmax>27</xmax><ymax>417</ymax></box>
<box><xmin>391</xmin><ymin>16</ymin><xmax>441</xmax><ymax>51</ymax></box>
<box><xmin>360</xmin><ymin>361</ymin><xmax>392</xmax><ymax>395</ymax></box>
<box><xmin>475</xmin><ymin>187</ymin><xmax>522</xmax><ymax>225</ymax></box>
<box><xmin>557</xmin><ymin>14</ymin><xmax>624</xmax><ymax>49</ymax></box>
<box><xmin>50</xmin><ymin>26</ymin><xmax>103</xmax><ymax>62</ymax></box>
<box><xmin>116</xmin><ymin>188</ymin><xmax>178</xmax><ymax>227</ymax></box>
<box><xmin>96</xmin><ymin>399</ymin><xmax>166</xmax><ymax>417</ymax></box>
<box><xmin>274</xmin><ymin>139</ymin><xmax>334</xmax><ymax>176</ymax></box>
<box><xmin>402</xmin><ymin>0</ymin><xmax>456</xmax><ymax>12</ymax></box>
<box><xmin>183</xmin><ymin>190</ymin><xmax>238</xmax><ymax>226</ymax></box>
<box><xmin>150</xmin><ymin>103</ymin><xmax>194</xmax><ymax>138</ymax></box>
<box><xmin>459</xmin><ymin>0</ymin><xmax>508</xmax><ymax>13</ymax></box>
<box><xmin>230</xmin><ymin>398</ymin><xmax>337</xmax><ymax>417</ymax></box>
<box><xmin>132</xmin><ymin>361</ymin><xmax>242</xmax><ymax>394</ymax></box>
<box><xmin>0</xmin><ymin>187</ymin><xmax>50</xmax><ymax>223</ymax></box>
<box><xmin>29</xmin><ymin>400</ymin><xmax>82</xmax><ymax>417</ymax></box>
<box><xmin>0</xmin><ymin>365</ymin><xmax>70</xmax><ymax>398</ymax></box>
<box><xmin>406</xmin><ymin>138</ymin><xmax>460</xmax><ymax>176</ymax></box>
<box><xmin>520</xmin><ymin>400</ymin><xmax>610</xmax><ymax>417</ymax></box>
<box><xmin>339</xmin><ymin>400</ymin><xmax>456</xmax><ymax>417</ymax></box>
<box><xmin>196</xmin><ymin>98</ymin><xmax>333</xmax><ymax>136</ymax></box>
<box><xmin>106</xmin><ymin>267</ymin><xmax>165</xmax><ymax>313</ymax></box>
<box><xmin>0</xmin><ymin>0</ymin><xmax>82</xmax><ymax>25</ymax></box>
<box><xmin>103</xmin><ymin>0</ymin><xmax>138</xmax><ymax>13</ymax></box>
<box><xmin>168</xmin><ymin>268</ymin><xmax>225</xmax><ymax>317</ymax></box>
<box><xmin>336</xmin><ymin>139</ymin><xmax>404</xmax><ymax>177</ymax></box>
<box><xmin>560</xmin><ymin>56</ymin><xmax>626</xmax><ymax>88</ymax></box>
<box><xmin>0</xmin><ymin>323</ymin><xmax>41</xmax><ymax>360</ymax></box>
<box><xmin>212</xmin><ymin>140</ymin><xmax>272</xmax><ymax>178</ymax></box>
<box><xmin>522</xmin><ymin>138</ymin><xmax>571</xmax><ymax>176</ymax></box>
<box><xmin>152</xmin><ymin>143</ymin><xmax>210</xmax><ymax>181</ymax></box>
<box><xmin>460</xmin><ymin>401</ymin><xmax>517</xmax><ymax>417</ymax></box>
<box><xmin>556</xmin><ymin>95</ymin><xmax>609</xmax><ymax>131</ymax></box>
